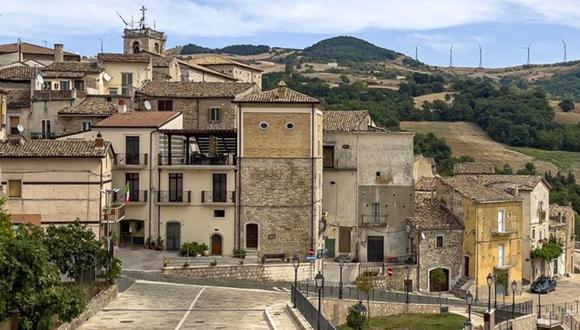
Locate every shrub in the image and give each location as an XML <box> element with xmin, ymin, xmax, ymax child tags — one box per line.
<box><xmin>346</xmin><ymin>303</ymin><xmax>367</xmax><ymax>329</ymax></box>
<box><xmin>179</xmin><ymin>242</ymin><xmax>201</xmax><ymax>257</ymax></box>
<box><xmin>233</xmin><ymin>248</ymin><xmax>247</xmax><ymax>258</ymax></box>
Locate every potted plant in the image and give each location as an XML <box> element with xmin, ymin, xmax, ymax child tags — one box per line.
<box><xmin>210</xmin><ymin>259</ymin><xmax>217</xmax><ymax>266</ymax></box>
<box><xmin>163</xmin><ymin>256</ymin><xmax>169</xmax><ymax>268</ymax></box>
<box><xmin>156</xmin><ymin>237</ymin><xmax>164</xmax><ymax>251</ymax></box>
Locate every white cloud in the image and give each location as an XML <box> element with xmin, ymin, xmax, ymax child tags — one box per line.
<box><xmin>0</xmin><ymin>0</ymin><xmax>579</xmax><ymax>40</ymax></box>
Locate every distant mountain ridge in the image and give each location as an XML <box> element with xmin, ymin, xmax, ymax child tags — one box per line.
<box><xmin>301</xmin><ymin>36</ymin><xmax>401</xmax><ymax>63</ymax></box>
<box><xmin>180</xmin><ymin>44</ymin><xmax>271</xmax><ymax>56</ymax></box>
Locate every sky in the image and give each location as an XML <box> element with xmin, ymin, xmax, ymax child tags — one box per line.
<box><xmin>2</xmin><ymin>0</ymin><xmax>580</xmax><ymax>68</ymax></box>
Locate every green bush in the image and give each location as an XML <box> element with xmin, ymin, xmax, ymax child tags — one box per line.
<box><xmin>346</xmin><ymin>304</ymin><xmax>366</xmax><ymax>329</ymax></box>
<box><xmin>233</xmin><ymin>248</ymin><xmax>247</xmax><ymax>258</ymax></box>
<box><xmin>179</xmin><ymin>242</ymin><xmax>202</xmax><ymax>257</ymax></box>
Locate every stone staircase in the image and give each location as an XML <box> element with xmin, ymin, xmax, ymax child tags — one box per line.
<box><xmin>245</xmin><ymin>249</ymin><xmax>260</xmax><ymax>263</ymax></box>
<box><xmin>450</xmin><ymin>277</ymin><xmax>473</xmax><ymax>299</ymax></box>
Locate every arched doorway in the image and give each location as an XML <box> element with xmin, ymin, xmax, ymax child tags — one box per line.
<box><xmin>211</xmin><ymin>234</ymin><xmax>222</xmax><ymax>255</ymax></box>
<box><xmin>246</xmin><ymin>223</ymin><xmax>258</xmax><ymax>249</ymax></box>
<box><xmin>429</xmin><ymin>268</ymin><xmax>450</xmax><ymax>292</ymax></box>
<box><xmin>132</xmin><ymin>41</ymin><xmax>140</xmax><ymax>54</ymax></box>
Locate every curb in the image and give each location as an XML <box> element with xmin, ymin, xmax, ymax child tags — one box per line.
<box><xmin>264</xmin><ymin>304</ymin><xmax>278</xmax><ymax>330</ymax></box>
<box><xmin>285</xmin><ymin>303</ymin><xmax>313</xmax><ymax>330</ymax></box>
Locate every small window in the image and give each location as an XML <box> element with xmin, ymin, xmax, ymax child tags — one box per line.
<box><xmin>108</xmin><ymin>88</ymin><xmax>118</xmax><ymax>95</ymax></box>
<box><xmin>209</xmin><ymin>108</ymin><xmax>221</xmax><ymax>123</ymax></box>
<box><xmin>285</xmin><ymin>122</ymin><xmax>295</xmax><ymax>129</ymax></box>
<box><xmin>323</xmin><ymin>146</ymin><xmax>334</xmax><ymax>168</ymax></box>
<box><xmin>82</xmin><ymin>121</ymin><xmax>91</xmax><ymax>131</ymax></box>
<box><xmin>8</xmin><ymin>180</ymin><xmax>22</xmax><ymax>197</ymax></box>
<box><xmin>259</xmin><ymin>121</ymin><xmax>269</xmax><ymax>130</ymax></box>
<box><xmin>214</xmin><ymin>210</ymin><xmax>225</xmax><ymax>218</ymax></box>
<box><xmin>436</xmin><ymin>236</ymin><xmax>444</xmax><ymax>248</ymax></box>
<box><xmin>53</xmin><ymin>82</ymin><xmax>59</xmax><ymax>90</ymax></box>
<box><xmin>158</xmin><ymin>100</ymin><xmax>173</xmax><ymax>111</ymax></box>
<box><xmin>532</xmin><ymin>229</ymin><xmax>535</xmax><ymax>239</ymax></box>
<box><xmin>60</xmin><ymin>81</ymin><xmax>70</xmax><ymax>91</ymax></box>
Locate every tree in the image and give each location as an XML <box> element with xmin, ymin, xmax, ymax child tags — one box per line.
<box><xmin>559</xmin><ymin>99</ymin><xmax>575</xmax><ymax>112</ymax></box>
<box><xmin>356</xmin><ymin>274</ymin><xmax>375</xmax><ymax>320</ymax></box>
<box><xmin>0</xmin><ymin>200</ymin><xmax>85</xmax><ymax>329</ymax></box>
<box><xmin>431</xmin><ymin>268</ymin><xmax>446</xmax><ymax>308</ymax></box>
<box><xmin>493</xmin><ymin>269</ymin><xmax>508</xmax><ymax>298</ymax></box>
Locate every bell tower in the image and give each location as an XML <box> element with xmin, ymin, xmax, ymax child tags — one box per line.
<box><xmin>122</xmin><ymin>6</ymin><xmax>166</xmax><ymax>55</ymax></box>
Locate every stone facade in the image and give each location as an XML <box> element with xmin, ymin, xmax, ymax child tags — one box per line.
<box><xmin>163</xmin><ymin>263</ymin><xmax>314</xmax><ymax>282</ymax></box>
<box><xmin>58</xmin><ymin>115</ymin><xmax>106</xmax><ymax>135</ymax></box>
<box><xmin>365</xmin><ymin>264</ymin><xmax>418</xmax><ymax>291</ymax></box>
<box><xmin>415</xmin><ymin>229</ymin><xmax>463</xmax><ymax>292</ymax></box>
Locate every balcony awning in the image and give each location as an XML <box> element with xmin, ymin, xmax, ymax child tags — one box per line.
<box><xmin>158</xmin><ymin>129</ymin><xmax>237</xmax><ymax>156</ymax></box>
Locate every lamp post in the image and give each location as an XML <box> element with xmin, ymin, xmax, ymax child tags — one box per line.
<box><xmin>338</xmin><ymin>257</ymin><xmax>345</xmax><ymax>300</ymax></box>
<box><xmin>405</xmin><ymin>265</ymin><xmax>411</xmax><ymax>304</ymax></box>
<box><xmin>315</xmin><ymin>271</ymin><xmax>325</xmax><ymax>330</ymax></box>
<box><xmin>352</xmin><ymin>300</ymin><xmax>367</xmax><ymax>330</ymax></box>
<box><xmin>486</xmin><ymin>273</ymin><xmax>493</xmax><ymax>311</ymax></box>
<box><xmin>292</xmin><ymin>255</ymin><xmax>300</xmax><ymax>307</ymax></box>
<box><xmin>511</xmin><ymin>280</ymin><xmax>517</xmax><ymax>319</ymax></box>
<box><xmin>464</xmin><ymin>291</ymin><xmax>473</xmax><ymax>330</ymax></box>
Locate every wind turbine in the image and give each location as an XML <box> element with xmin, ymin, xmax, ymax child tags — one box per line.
<box><xmin>449</xmin><ymin>43</ymin><xmax>454</xmax><ymax>68</ymax></box>
<box><xmin>562</xmin><ymin>40</ymin><xmax>567</xmax><ymax>63</ymax></box>
<box><xmin>478</xmin><ymin>43</ymin><xmax>483</xmax><ymax>68</ymax></box>
<box><xmin>415</xmin><ymin>46</ymin><xmax>419</xmax><ymax>62</ymax></box>
<box><xmin>524</xmin><ymin>44</ymin><xmax>531</xmax><ymax>65</ymax></box>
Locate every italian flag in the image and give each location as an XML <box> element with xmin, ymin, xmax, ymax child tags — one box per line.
<box><xmin>124</xmin><ymin>183</ymin><xmax>131</xmax><ymax>203</ymax></box>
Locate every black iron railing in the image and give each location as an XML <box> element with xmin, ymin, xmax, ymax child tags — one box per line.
<box><xmin>291</xmin><ymin>284</ymin><xmax>336</xmax><ymax>330</ymax></box>
<box><xmin>158</xmin><ymin>153</ymin><xmax>233</xmax><ymax>166</ymax></box>
<box><xmin>157</xmin><ymin>190</ymin><xmax>191</xmax><ymax>203</ymax></box>
<box><xmin>113</xmin><ymin>190</ymin><xmax>148</xmax><ymax>203</ymax></box>
<box><xmin>115</xmin><ymin>153</ymin><xmax>148</xmax><ymax>166</ymax></box>
<box><xmin>201</xmin><ymin>191</ymin><xmax>235</xmax><ymax>204</ymax></box>
<box><xmin>360</xmin><ymin>215</ymin><xmax>387</xmax><ymax>226</ymax></box>
<box><xmin>30</xmin><ymin>132</ymin><xmax>56</xmax><ymax>139</ymax></box>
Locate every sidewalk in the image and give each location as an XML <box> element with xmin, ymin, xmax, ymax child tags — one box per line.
<box><xmin>449</xmin><ymin>306</ymin><xmax>484</xmax><ymax>328</ymax></box>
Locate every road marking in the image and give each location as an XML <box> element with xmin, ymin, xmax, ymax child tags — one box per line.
<box><xmin>174</xmin><ymin>286</ymin><xmax>206</xmax><ymax>330</ymax></box>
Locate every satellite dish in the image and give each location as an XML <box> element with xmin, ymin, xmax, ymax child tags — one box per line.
<box><xmin>143</xmin><ymin>100</ymin><xmax>152</xmax><ymax>110</ymax></box>
<box><xmin>103</xmin><ymin>72</ymin><xmax>112</xmax><ymax>82</ymax></box>
<box><xmin>420</xmin><ymin>232</ymin><xmax>426</xmax><ymax>240</ymax></box>
<box><xmin>17</xmin><ymin>124</ymin><xmax>24</xmax><ymax>133</ymax></box>
<box><xmin>36</xmin><ymin>74</ymin><xmax>44</xmax><ymax>84</ymax></box>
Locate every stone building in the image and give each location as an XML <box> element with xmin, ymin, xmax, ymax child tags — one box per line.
<box><xmin>123</xmin><ymin>27</ymin><xmax>166</xmax><ymax>55</ymax></box>
<box><xmin>413</xmin><ymin>155</ymin><xmax>436</xmax><ymax>181</ymax></box>
<box><xmin>321</xmin><ymin>110</ymin><xmax>415</xmax><ymax>262</ymax></box>
<box><xmin>549</xmin><ymin>204</ymin><xmax>575</xmax><ymax>277</ymax></box>
<box><xmin>187</xmin><ymin>55</ymin><xmax>263</xmax><ymax>88</ymax></box>
<box><xmin>151</xmin><ymin>56</ymin><xmax>181</xmax><ymax>82</ymax></box>
<box><xmin>178</xmin><ymin>61</ymin><xmax>238</xmax><ymax>83</ymax></box>
<box><xmin>57</xmin><ymin>97</ymin><xmax>119</xmax><ymax>135</ymax></box>
<box><xmin>0</xmin><ymin>137</ymin><xmax>115</xmax><ymax>236</ymax></box>
<box><xmin>135</xmin><ymin>81</ymin><xmax>258</xmax><ymax>130</ymax></box>
<box><xmin>408</xmin><ymin>193</ymin><xmax>463</xmax><ymax>293</ymax></box>
<box><xmin>97</xmin><ymin>53</ymin><xmax>153</xmax><ymax>96</ymax></box>
<box><xmin>235</xmin><ymin>81</ymin><xmax>323</xmax><ymax>258</ymax></box>
<box><xmin>0</xmin><ymin>42</ymin><xmax>80</xmax><ymax>66</ymax></box>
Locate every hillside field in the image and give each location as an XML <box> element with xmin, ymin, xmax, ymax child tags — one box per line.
<box><xmin>400</xmin><ymin>121</ymin><xmax>580</xmax><ymax>178</ymax></box>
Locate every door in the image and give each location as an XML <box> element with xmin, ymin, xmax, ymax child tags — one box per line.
<box><xmin>166</xmin><ymin>222</ymin><xmax>181</xmax><ymax>250</ymax></box>
<box><xmin>498</xmin><ymin>210</ymin><xmax>505</xmax><ymax>232</ymax></box>
<box><xmin>325</xmin><ymin>239</ymin><xmax>335</xmax><ymax>258</ymax></box>
<box><xmin>464</xmin><ymin>256</ymin><xmax>470</xmax><ymax>277</ymax></box>
<box><xmin>371</xmin><ymin>203</ymin><xmax>381</xmax><ymax>224</ymax></box>
<box><xmin>246</xmin><ymin>224</ymin><xmax>258</xmax><ymax>249</ymax></box>
<box><xmin>41</xmin><ymin>119</ymin><xmax>51</xmax><ymax>138</ymax></box>
<box><xmin>498</xmin><ymin>244</ymin><xmax>505</xmax><ymax>267</ymax></box>
<box><xmin>125</xmin><ymin>136</ymin><xmax>140</xmax><ymax>165</ymax></box>
<box><xmin>367</xmin><ymin>236</ymin><xmax>384</xmax><ymax>262</ymax></box>
<box><xmin>212</xmin><ymin>173</ymin><xmax>227</xmax><ymax>202</ymax></box>
<box><xmin>125</xmin><ymin>173</ymin><xmax>139</xmax><ymax>202</ymax></box>
<box><xmin>553</xmin><ymin>258</ymin><xmax>558</xmax><ymax>275</ymax></box>
<box><xmin>339</xmin><ymin>227</ymin><xmax>351</xmax><ymax>253</ymax></box>
<box><xmin>121</xmin><ymin>72</ymin><xmax>133</xmax><ymax>96</ymax></box>
<box><xmin>429</xmin><ymin>268</ymin><xmax>450</xmax><ymax>292</ymax></box>
<box><xmin>9</xmin><ymin>117</ymin><xmax>20</xmax><ymax>135</ymax></box>
<box><xmin>211</xmin><ymin>234</ymin><xmax>222</xmax><ymax>255</ymax></box>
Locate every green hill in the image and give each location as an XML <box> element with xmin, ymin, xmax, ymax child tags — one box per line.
<box><xmin>180</xmin><ymin>44</ymin><xmax>270</xmax><ymax>56</ymax></box>
<box><xmin>301</xmin><ymin>36</ymin><xmax>402</xmax><ymax>63</ymax></box>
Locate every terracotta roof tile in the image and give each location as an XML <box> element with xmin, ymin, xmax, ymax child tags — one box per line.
<box><xmin>409</xmin><ymin>195</ymin><xmax>463</xmax><ymax>231</ymax></box>
<box><xmin>0</xmin><ymin>66</ymin><xmax>37</xmax><ymax>81</ymax></box>
<box><xmin>0</xmin><ymin>42</ymin><xmax>79</xmax><ymax>58</ymax></box>
<box><xmin>454</xmin><ymin>162</ymin><xmax>495</xmax><ymax>175</ymax></box>
<box><xmin>136</xmin><ymin>81</ymin><xmax>255</xmax><ymax>98</ymax></box>
<box><xmin>152</xmin><ymin>56</ymin><xmax>175</xmax><ymax>68</ymax></box>
<box><xmin>0</xmin><ymin>140</ymin><xmax>110</xmax><ymax>158</ymax></box>
<box><xmin>442</xmin><ymin>176</ymin><xmax>520</xmax><ymax>203</ymax></box>
<box><xmin>415</xmin><ymin>177</ymin><xmax>440</xmax><ymax>192</ymax></box>
<box><xmin>43</xmin><ymin>61</ymin><xmax>103</xmax><ymax>74</ymax></box>
<box><xmin>323</xmin><ymin>110</ymin><xmax>372</xmax><ymax>131</ymax></box>
<box><xmin>59</xmin><ymin>98</ymin><xmax>118</xmax><ymax>116</ymax></box>
<box><xmin>6</xmin><ymin>89</ymin><xmax>31</xmax><ymax>108</ymax></box>
<box><xmin>188</xmin><ymin>55</ymin><xmax>262</xmax><ymax>72</ymax></box>
<box><xmin>236</xmin><ymin>81</ymin><xmax>319</xmax><ymax>103</ymax></box>
<box><xmin>98</xmin><ymin>53</ymin><xmax>151</xmax><ymax>63</ymax></box>
<box><xmin>94</xmin><ymin>111</ymin><xmax>181</xmax><ymax>128</ymax></box>
<box><xmin>476</xmin><ymin>175</ymin><xmax>548</xmax><ymax>191</ymax></box>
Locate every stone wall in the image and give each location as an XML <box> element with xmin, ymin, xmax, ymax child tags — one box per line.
<box><xmin>494</xmin><ymin>314</ymin><xmax>536</xmax><ymax>330</ymax></box>
<box><xmin>367</xmin><ymin>264</ymin><xmax>418</xmax><ymax>291</ymax></box>
<box><xmin>317</xmin><ymin>298</ymin><xmax>439</xmax><ymax>326</ymax></box>
<box><xmin>57</xmin><ymin>285</ymin><xmax>118</xmax><ymax>330</ymax></box>
<box><xmin>59</xmin><ymin>116</ymin><xmax>104</xmax><ymax>135</ymax></box>
<box><xmin>417</xmin><ymin>229</ymin><xmax>463</xmax><ymax>292</ymax></box>
<box><xmin>163</xmin><ymin>263</ymin><xmax>315</xmax><ymax>282</ymax></box>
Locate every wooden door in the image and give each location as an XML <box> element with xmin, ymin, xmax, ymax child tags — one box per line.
<box><xmin>339</xmin><ymin>227</ymin><xmax>351</xmax><ymax>253</ymax></box>
<box><xmin>464</xmin><ymin>256</ymin><xmax>470</xmax><ymax>277</ymax></box>
<box><xmin>211</xmin><ymin>234</ymin><xmax>222</xmax><ymax>255</ymax></box>
<box><xmin>166</xmin><ymin>222</ymin><xmax>181</xmax><ymax>250</ymax></box>
<box><xmin>367</xmin><ymin>236</ymin><xmax>384</xmax><ymax>262</ymax></box>
<box><xmin>246</xmin><ymin>224</ymin><xmax>258</xmax><ymax>249</ymax></box>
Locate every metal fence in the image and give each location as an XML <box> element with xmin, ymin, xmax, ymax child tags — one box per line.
<box><xmin>291</xmin><ymin>284</ymin><xmax>336</xmax><ymax>330</ymax></box>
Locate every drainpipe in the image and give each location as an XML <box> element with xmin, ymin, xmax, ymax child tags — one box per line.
<box><xmin>99</xmin><ymin>159</ymin><xmax>103</xmax><ymax>240</ymax></box>
<box><xmin>310</xmin><ymin>104</ymin><xmax>315</xmax><ymax>249</ymax></box>
<box><xmin>148</xmin><ymin>129</ymin><xmax>154</xmax><ymax>245</ymax></box>
<box><xmin>236</xmin><ymin>103</ymin><xmax>242</xmax><ymax>250</ymax></box>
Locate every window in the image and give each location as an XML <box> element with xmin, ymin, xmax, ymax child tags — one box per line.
<box><xmin>436</xmin><ymin>236</ymin><xmax>444</xmax><ymax>248</ymax></box>
<box><xmin>339</xmin><ymin>227</ymin><xmax>351</xmax><ymax>253</ymax></box>
<box><xmin>9</xmin><ymin>116</ymin><xmax>20</xmax><ymax>135</ymax></box>
<box><xmin>498</xmin><ymin>244</ymin><xmax>505</xmax><ymax>267</ymax></box>
<box><xmin>121</xmin><ymin>73</ymin><xmax>133</xmax><ymax>96</ymax></box>
<box><xmin>285</xmin><ymin>122</ymin><xmax>295</xmax><ymax>129</ymax></box>
<box><xmin>212</xmin><ymin>173</ymin><xmax>227</xmax><ymax>203</ymax></box>
<box><xmin>125</xmin><ymin>173</ymin><xmax>139</xmax><ymax>202</ymax></box>
<box><xmin>209</xmin><ymin>108</ymin><xmax>221</xmax><ymax>123</ymax></box>
<box><xmin>125</xmin><ymin>136</ymin><xmax>140</xmax><ymax>165</ymax></box>
<box><xmin>41</xmin><ymin>119</ymin><xmax>51</xmax><ymax>139</ymax></box>
<box><xmin>158</xmin><ymin>100</ymin><xmax>173</xmax><ymax>111</ymax></box>
<box><xmin>532</xmin><ymin>229</ymin><xmax>536</xmax><ymax>240</ymax></box>
<box><xmin>213</xmin><ymin>210</ymin><xmax>225</xmax><ymax>218</ymax></box>
<box><xmin>60</xmin><ymin>81</ymin><xmax>70</xmax><ymax>90</ymax></box>
<box><xmin>43</xmin><ymin>81</ymin><xmax>52</xmax><ymax>90</ymax></box>
<box><xmin>371</xmin><ymin>203</ymin><xmax>381</xmax><ymax>224</ymax></box>
<box><xmin>82</xmin><ymin>121</ymin><xmax>91</xmax><ymax>131</ymax></box>
<box><xmin>323</xmin><ymin>146</ymin><xmax>334</xmax><ymax>168</ymax></box>
<box><xmin>539</xmin><ymin>231</ymin><xmax>543</xmax><ymax>241</ymax></box>
<box><xmin>108</xmin><ymin>88</ymin><xmax>118</xmax><ymax>95</ymax></box>
<box><xmin>132</xmin><ymin>41</ymin><xmax>140</xmax><ymax>54</ymax></box>
<box><xmin>74</xmin><ymin>80</ymin><xmax>84</xmax><ymax>91</ymax></box>
<box><xmin>154</xmin><ymin>43</ymin><xmax>160</xmax><ymax>53</ymax></box>
<box><xmin>53</xmin><ymin>82</ymin><xmax>59</xmax><ymax>90</ymax></box>
<box><xmin>8</xmin><ymin>180</ymin><xmax>22</xmax><ymax>198</ymax></box>
<box><xmin>168</xmin><ymin>173</ymin><xmax>183</xmax><ymax>202</ymax></box>
<box><xmin>497</xmin><ymin>209</ymin><xmax>505</xmax><ymax>232</ymax></box>
<box><xmin>259</xmin><ymin>121</ymin><xmax>269</xmax><ymax>129</ymax></box>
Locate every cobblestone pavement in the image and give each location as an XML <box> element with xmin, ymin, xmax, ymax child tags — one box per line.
<box><xmin>79</xmin><ymin>280</ymin><xmax>298</xmax><ymax>329</ymax></box>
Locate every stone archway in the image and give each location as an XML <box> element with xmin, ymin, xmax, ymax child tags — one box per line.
<box><xmin>132</xmin><ymin>41</ymin><xmax>140</xmax><ymax>54</ymax></box>
<box><xmin>429</xmin><ymin>268</ymin><xmax>450</xmax><ymax>292</ymax></box>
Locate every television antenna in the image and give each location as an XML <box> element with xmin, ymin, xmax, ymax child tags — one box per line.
<box><xmin>524</xmin><ymin>43</ymin><xmax>531</xmax><ymax>65</ymax></box>
<box><xmin>562</xmin><ymin>40</ymin><xmax>567</xmax><ymax>63</ymax></box>
<box><xmin>143</xmin><ymin>100</ymin><xmax>152</xmax><ymax>110</ymax></box>
<box><xmin>116</xmin><ymin>11</ymin><xmax>129</xmax><ymax>28</ymax></box>
<box><xmin>98</xmin><ymin>38</ymin><xmax>103</xmax><ymax>53</ymax></box>
<box><xmin>449</xmin><ymin>43</ymin><xmax>454</xmax><ymax>68</ymax></box>
<box><xmin>478</xmin><ymin>44</ymin><xmax>483</xmax><ymax>68</ymax></box>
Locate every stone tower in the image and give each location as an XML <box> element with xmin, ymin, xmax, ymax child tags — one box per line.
<box><xmin>235</xmin><ymin>81</ymin><xmax>324</xmax><ymax>258</ymax></box>
<box><xmin>122</xmin><ymin>6</ymin><xmax>166</xmax><ymax>55</ymax></box>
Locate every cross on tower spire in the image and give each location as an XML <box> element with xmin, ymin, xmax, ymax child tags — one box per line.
<box><xmin>139</xmin><ymin>5</ymin><xmax>147</xmax><ymax>29</ymax></box>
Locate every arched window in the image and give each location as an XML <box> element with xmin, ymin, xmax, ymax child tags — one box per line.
<box><xmin>154</xmin><ymin>43</ymin><xmax>160</xmax><ymax>53</ymax></box>
<box><xmin>132</xmin><ymin>41</ymin><xmax>140</xmax><ymax>54</ymax></box>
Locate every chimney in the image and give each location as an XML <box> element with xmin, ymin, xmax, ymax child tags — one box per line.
<box><xmin>8</xmin><ymin>134</ymin><xmax>25</xmax><ymax>146</ymax></box>
<box><xmin>117</xmin><ymin>104</ymin><xmax>127</xmax><ymax>113</ymax></box>
<box><xmin>17</xmin><ymin>39</ymin><xmax>23</xmax><ymax>63</ymax></box>
<box><xmin>54</xmin><ymin>43</ymin><xmax>64</xmax><ymax>63</ymax></box>
<box><xmin>208</xmin><ymin>135</ymin><xmax>217</xmax><ymax>157</ymax></box>
<box><xmin>95</xmin><ymin>132</ymin><xmax>104</xmax><ymax>148</ymax></box>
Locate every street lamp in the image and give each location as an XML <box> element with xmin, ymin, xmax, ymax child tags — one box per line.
<box><xmin>292</xmin><ymin>255</ymin><xmax>300</xmax><ymax>307</ymax></box>
<box><xmin>315</xmin><ymin>271</ymin><xmax>325</xmax><ymax>330</ymax></box>
<box><xmin>464</xmin><ymin>292</ymin><xmax>473</xmax><ymax>330</ymax></box>
<box><xmin>486</xmin><ymin>273</ymin><xmax>493</xmax><ymax>311</ymax></box>
<box><xmin>339</xmin><ymin>257</ymin><xmax>345</xmax><ymax>300</ymax></box>
<box><xmin>511</xmin><ymin>280</ymin><xmax>517</xmax><ymax>318</ymax></box>
<box><xmin>352</xmin><ymin>300</ymin><xmax>367</xmax><ymax>330</ymax></box>
<box><xmin>405</xmin><ymin>265</ymin><xmax>411</xmax><ymax>304</ymax></box>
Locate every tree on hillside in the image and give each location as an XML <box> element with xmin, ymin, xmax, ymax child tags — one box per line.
<box><xmin>559</xmin><ymin>99</ymin><xmax>575</xmax><ymax>112</ymax></box>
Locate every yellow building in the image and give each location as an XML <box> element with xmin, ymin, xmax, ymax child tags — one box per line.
<box><xmin>98</xmin><ymin>53</ymin><xmax>153</xmax><ymax>96</ymax></box>
<box><xmin>438</xmin><ymin>176</ymin><xmax>523</xmax><ymax>300</ymax></box>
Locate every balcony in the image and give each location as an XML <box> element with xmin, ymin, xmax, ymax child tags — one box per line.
<box><xmin>113</xmin><ymin>190</ymin><xmax>148</xmax><ymax>205</ymax></box>
<box><xmin>201</xmin><ymin>191</ymin><xmax>235</xmax><ymax>205</ymax></box>
<box><xmin>158</xmin><ymin>153</ymin><xmax>234</xmax><ymax>166</ymax></box>
<box><xmin>102</xmin><ymin>203</ymin><xmax>125</xmax><ymax>222</ymax></box>
<box><xmin>491</xmin><ymin>225</ymin><xmax>517</xmax><ymax>237</ymax></box>
<box><xmin>360</xmin><ymin>215</ymin><xmax>388</xmax><ymax>226</ymax></box>
<box><xmin>30</xmin><ymin>132</ymin><xmax>56</xmax><ymax>140</ymax></box>
<box><xmin>114</xmin><ymin>153</ymin><xmax>148</xmax><ymax>167</ymax></box>
<box><xmin>157</xmin><ymin>190</ymin><xmax>191</xmax><ymax>205</ymax></box>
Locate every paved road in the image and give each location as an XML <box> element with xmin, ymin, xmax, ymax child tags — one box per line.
<box><xmin>516</xmin><ymin>274</ymin><xmax>580</xmax><ymax>305</ymax></box>
<box><xmin>79</xmin><ymin>280</ymin><xmax>297</xmax><ymax>330</ymax></box>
